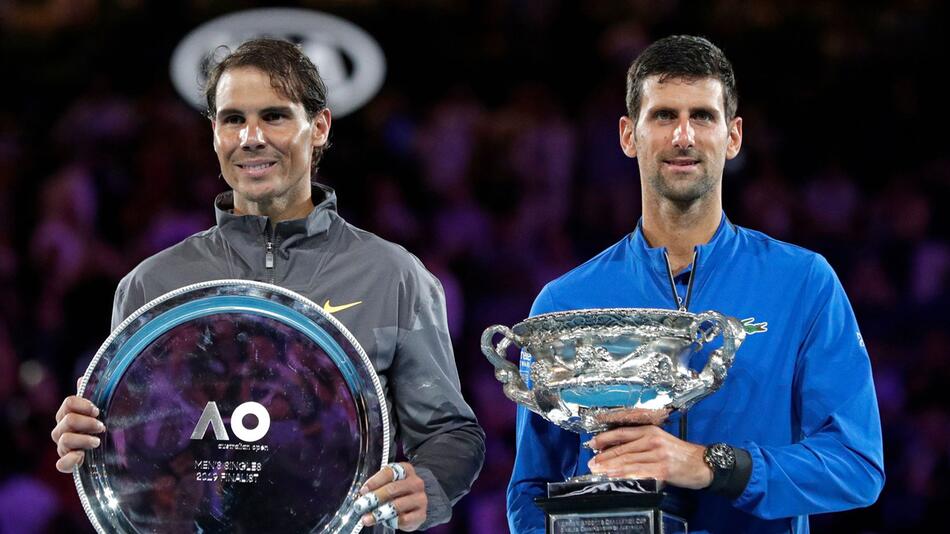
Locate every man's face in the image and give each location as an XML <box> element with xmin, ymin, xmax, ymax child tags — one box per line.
<box><xmin>212</xmin><ymin>67</ymin><xmax>330</xmax><ymax>208</ymax></box>
<box><xmin>619</xmin><ymin>76</ymin><xmax>742</xmax><ymax>205</ymax></box>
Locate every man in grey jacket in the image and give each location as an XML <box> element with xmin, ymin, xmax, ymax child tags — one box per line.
<box><xmin>50</xmin><ymin>38</ymin><xmax>485</xmax><ymax>531</ymax></box>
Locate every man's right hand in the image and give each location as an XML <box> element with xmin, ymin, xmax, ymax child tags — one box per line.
<box><xmin>51</xmin><ymin>391</ymin><xmax>105</xmax><ymax>473</ymax></box>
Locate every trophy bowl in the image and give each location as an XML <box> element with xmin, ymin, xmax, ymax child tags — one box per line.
<box><xmin>481</xmin><ymin>308</ymin><xmax>746</xmax><ymax>435</ymax></box>
<box><xmin>74</xmin><ymin>280</ymin><xmax>388</xmax><ymax>534</ymax></box>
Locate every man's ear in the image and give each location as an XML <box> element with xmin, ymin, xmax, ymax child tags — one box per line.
<box><xmin>311</xmin><ymin>108</ymin><xmax>332</xmax><ymax>147</ymax></box>
<box><xmin>726</xmin><ymin>116</ymin><xmax>743</xmax><ymax>160</ymax></box>
<box><xmin>619</xmin><ymin>116</ymin><xmax>638</xmax><ymax>158</ymax></box>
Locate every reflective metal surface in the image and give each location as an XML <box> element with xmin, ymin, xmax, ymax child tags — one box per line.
<box><xmin>75</xmin><ymin>280</ymin><xmax>388</xmax><ymax>534</ymax></box>
<box><xmin>481</xmin><ymin>308</ymin><xmax>745</xmax><ymax>433</ymax></box>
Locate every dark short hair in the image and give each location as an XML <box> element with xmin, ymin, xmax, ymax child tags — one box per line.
<box><xmin>626</xmin><ymin>35</ymin><xmax>738</xmax><ymax>122</ymax></box>
<box><xmin>204</xmin><ymin>38</ymin><xmax>330</xmax><ymax>169</ymax></box>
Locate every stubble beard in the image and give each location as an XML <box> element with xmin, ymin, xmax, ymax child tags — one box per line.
<box><xmin>242</xmin><ymin>180</ymin><xmax>305</xmax><ymax>215</ymax></box>
<box><xmin>647</xmin><ymin>165</ymin><xmax>717</xmax><ymax>210</ymax></box>
<box><xmin>228</xmin><ymin>170</ymin><xmax>311</xmax><ymax>217</ymax></box>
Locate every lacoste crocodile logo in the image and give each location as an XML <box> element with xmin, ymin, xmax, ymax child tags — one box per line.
<box><xmin>741</xmin><ymin>317</ymin><xmax>768</xmax><ymax>335</ymax></box>
<box><xmin>323</xmin><ymin>299</ymin><xmax>362</xmax><ymax>314</ymax></box>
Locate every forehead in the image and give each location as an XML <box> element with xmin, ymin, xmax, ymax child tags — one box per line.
<box><xmin>639</xmin><ymin>76</ymin><xmax>726</xmax><ymax>114</ymax></box>
<box><xmin>214</xmin><ymin>66</ymin><xmax>301</xmax><ymax>111</ymax></box>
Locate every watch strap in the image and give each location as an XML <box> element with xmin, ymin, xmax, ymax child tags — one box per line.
<box><xmin>709</xmin><ymin>446</ymin><xmax>752</xmax><ymax>499</ymax></box>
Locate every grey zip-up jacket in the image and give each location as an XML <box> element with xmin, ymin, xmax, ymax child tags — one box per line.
<box><xmin>112</xmin><ymin>183</ymin><xmax>485</xmax><ymax>530</ymax></box>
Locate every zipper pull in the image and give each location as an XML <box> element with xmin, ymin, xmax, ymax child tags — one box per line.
<box><xmin>265</xmin><ymin>242</ymin><xmax>274</xmax><ymax>269</ymax></box>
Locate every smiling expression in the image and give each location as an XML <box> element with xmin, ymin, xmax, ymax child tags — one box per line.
<box><xmin>620</xmin><ymin>76</ymin><xmax>742</xmax><ymax>206</ymax></box>
<box><xmin>212</xmin><ymin>66</ymin><xmax>330</xmax><ymax>213</ymax></box>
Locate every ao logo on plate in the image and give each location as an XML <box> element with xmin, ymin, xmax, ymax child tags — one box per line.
<box><xmin>191</xmin><ymin>401</ymin><xmax>271</xmax><ymax>442</ymax></box>
<box><xmin>170</xmin><ymin>8</ymin><xmax>386</xmax><ymax>118</ymax></box>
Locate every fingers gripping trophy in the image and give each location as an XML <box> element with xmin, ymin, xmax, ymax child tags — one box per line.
<box><xmin>482</xmin><ymin>308</ymin><xmax>746</xmax><ymax>533</ymax></box>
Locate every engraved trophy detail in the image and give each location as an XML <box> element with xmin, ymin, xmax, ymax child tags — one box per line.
<box><xmin>482</xmin><ymin>308</ymin><xmax>746</xmax><ymax>534</ymax></box>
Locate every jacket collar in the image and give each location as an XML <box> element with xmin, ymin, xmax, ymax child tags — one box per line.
<box><xmin>629</xmin><ymin>212</ymin><xmax>738</xmax><ymax>300</ymax></box>
<box><xmin>214</xmin><ymin>182</ymin><xmax>337</xmax><ymax>245</ymax></box>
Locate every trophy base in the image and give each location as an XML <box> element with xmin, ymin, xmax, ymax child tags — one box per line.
<box><xmin>535</xmin><ymin>477</ymin><xmax>687</xmax><ymax>534</ymax></box>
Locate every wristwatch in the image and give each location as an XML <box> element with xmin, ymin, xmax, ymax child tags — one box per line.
<box><xmin>703</xmin><ymin>442</ymin><xmax>736</xmax><ymax>491</ymax></box>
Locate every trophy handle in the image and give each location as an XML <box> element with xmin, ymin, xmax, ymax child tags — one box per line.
<box><xmin>691</xmin><ymin>311</ymin><xmax>746</xmax><ymax>390</ymax></box>
<box><xmin>480</xmin><ymin>325</ymin><xmax>541</xmax><ymax>413</ymax></box>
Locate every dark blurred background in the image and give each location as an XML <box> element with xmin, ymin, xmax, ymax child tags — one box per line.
<box><xmin>1</xmin><ymin>1</ymin><xmax>947</xmax><ymax>533</ymax></box>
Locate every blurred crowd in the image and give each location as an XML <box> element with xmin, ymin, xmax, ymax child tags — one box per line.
<box><xmin>1</xmin><ymin>1</ymin><xmax>948</xmax><ymax>533</ymax></box>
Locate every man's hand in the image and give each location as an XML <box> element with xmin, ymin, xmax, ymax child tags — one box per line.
<box><xmin>51</xmin><ymin>392</ymin><xmax>105</xmax><ymax>473</ymax></box>
<box><xmin>587</xmin><ymin>425</ymin><xmax>713</xmax><ymax>490</ymax></box>
<box><xmin>355</xmin><ymin>462</ymin><xmax>427</xmax><ymax>531</ymax></box>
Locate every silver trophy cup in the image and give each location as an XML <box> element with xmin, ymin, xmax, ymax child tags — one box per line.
<box><xmin>481</xmin><ymin>308</ymin><xmax>746</xmax><ymax>533</ymax></box>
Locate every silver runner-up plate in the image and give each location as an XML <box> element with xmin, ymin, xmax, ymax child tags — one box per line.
<box><xmin>74</xmin><ymin>280</ymin><xmax>389</xmax><ymax>534</ymax></box>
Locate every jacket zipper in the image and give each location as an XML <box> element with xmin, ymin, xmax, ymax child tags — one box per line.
<box><xmin>265</xmin><ymin>227</ymin><xmax>277</xmax><ymax>284</ymax></box>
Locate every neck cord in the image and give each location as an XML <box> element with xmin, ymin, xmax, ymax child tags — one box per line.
<box><xmin>662</xmin><ymin>248</ymin><xmax>698</xmax><ymax>441</ymax></box>
<box><xmin>663</xmin><ymin>249</ymin><xmax>698</xmax><ymax>312</ymax></box>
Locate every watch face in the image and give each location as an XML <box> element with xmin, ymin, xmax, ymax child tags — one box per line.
<box><xmin>706</xmin><ymin>443</ymin><xmax>736</xmax><ymax>470</ymax></box>
<box><xmin>74</xmin><ymin>280</ymin><xmax>389</xmax><ymax>534</ymax></box>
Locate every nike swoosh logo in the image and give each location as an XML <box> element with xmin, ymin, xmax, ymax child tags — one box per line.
<box><xmin>323</xmin><ymin>299</ymin><xmax>362</xmax><ymax>314</ymax></box>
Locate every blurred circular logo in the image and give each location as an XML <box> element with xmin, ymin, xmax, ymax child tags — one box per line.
<box><xmin>170</xmin><ymin>8</ymin><xmax>386</xmax><ymax>118</ymax></box>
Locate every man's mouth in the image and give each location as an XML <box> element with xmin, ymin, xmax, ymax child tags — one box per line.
<box><xmin>235</xmin><ymin>160</ymin><xmax>277</xmax><ymax>176</ymax></box>
<box><xmin>663</xmin><ymin>158</ymin><xmax>700</xmax><ymax>170</ymax></box>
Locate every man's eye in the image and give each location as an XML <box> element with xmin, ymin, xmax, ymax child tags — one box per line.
<box><xmin>655</xmin><ymin>110</ymin><xmax>675</xmax><ymax>120</ymax></box>
<box><xmin>223</xmin><ymin>115</ymin><xmax>244</xmax><ymax>124</ymax></box>
<box><xmin>264</xmin><ymin>112</ymin><xmax>286</xmax><ymax>121</ymax></box>
<box><xmin>692</xmin><ymin>111</ymin><xmax>714</xmax><ymax>121</ymax></box>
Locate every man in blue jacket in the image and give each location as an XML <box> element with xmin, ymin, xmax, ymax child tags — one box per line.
<box><xmin>507</xmin><ymin>35</ymin><xmax>884</xmax><ymax>533</ymax></box>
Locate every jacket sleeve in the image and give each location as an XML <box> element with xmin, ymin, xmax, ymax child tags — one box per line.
<box><xmin>390</xmin><ymin>262</ymin><xmax>485</xmax><ymax>529</ymax></box>
<box><xmin>732</xmin><ymin>255</ymin><xmax>885</xmax><ymax>518</ymax></box>
<box><xmin>110</xmin><ymin>271</ymin><xmax>148</xmax><ymax>331</ymax></box>
<box><xmin>506</xmin><ymin>287</ymin><xmax>580</xmax><ymax>534</ymax></box>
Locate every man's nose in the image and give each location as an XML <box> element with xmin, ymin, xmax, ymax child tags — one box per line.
<box><xmin>239</xmin><ymin>121</ymin><xmax>266</xmax><ymax>150</ymax></box>
<box><xmin>672</xmin><ymin>117</ymin><xmax>695</xmax><ymax>149</ymax></box>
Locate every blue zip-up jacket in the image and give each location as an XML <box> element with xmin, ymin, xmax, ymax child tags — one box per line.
<box><xmin>507</xmin><ymin>214</ymin><xmax>884</xmax><ymax>534</ymax></box>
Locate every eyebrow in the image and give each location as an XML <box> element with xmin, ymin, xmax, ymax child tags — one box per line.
<box><xmin>260</xmin><ymin>106</ymin><xmax>295</xmax><ymax>116</ymax></box>
<box><xmin>689</xmin><ymin>106</ymin><xmax>719</xmax><ymax>116</ymax></box>
<box><xmin>215</xmin><ymin>106</ymin><xmax>296</xmax><ymax>119</ymax></box>
<box><xmin>647</xmin><ymin>106</ymin><xmax>721</xmax><ymax>117</ymax></box>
